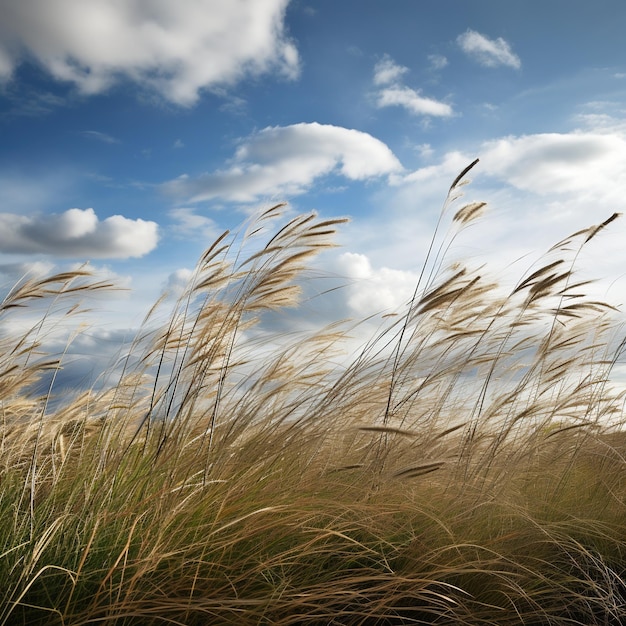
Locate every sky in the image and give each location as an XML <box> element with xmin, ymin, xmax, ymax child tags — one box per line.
<box><xmin>1</xmin><ymin>0</ymin><xmax>626</xmax><ymax>388</ymax></box>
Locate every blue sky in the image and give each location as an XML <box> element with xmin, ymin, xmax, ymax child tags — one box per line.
<box><xmin>1</xmin><ymin>0</ymin><xmax>626</xmax><ymax>385</ymax></box>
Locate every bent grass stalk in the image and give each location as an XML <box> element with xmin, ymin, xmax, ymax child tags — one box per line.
<box><xmin>0</xmin><ymin>174</ymin><xmax>625</xmax><ymax>624</ymax></box>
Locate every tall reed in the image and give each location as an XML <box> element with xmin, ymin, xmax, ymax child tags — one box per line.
<box><xmin>1</xmin><ymin>164</ymin><xmax>625</xmax><ymax>625</ymax></box>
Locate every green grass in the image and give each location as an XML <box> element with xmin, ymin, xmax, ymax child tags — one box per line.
<box><xmin>1</xmin><ymin>163</ymin><xmax>625</xmax><ymax>624</ymax></box>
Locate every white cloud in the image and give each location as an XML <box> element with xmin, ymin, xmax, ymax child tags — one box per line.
<box><xmin>0</xmin><ymin>260</ymin><xmax>56</xmax><ymax>280</ymax></box>
<box><xmin>574</xmin><ymin>112</ymin><xmax>626</xmax><ymax>135</ymax></box>
<box><xmin>164</xmin><ymin>268</ymin><xmax>194</xmax><ymax>298</ymax></box>
<box><xmin>1</xmin><ymin>88</ymin><xmax>67</xmax><ymax>118</ymax></box>
<box><xmin>169</xmin><ymin>207</ymin><xmax>220</xmax><ymax>239</ymax></box>
<box><xmin>428</xmin><ymin>54</ymin><xmax>448</xmax><ymax>71</ymax></box>
<box><xmin>479</xmin><ymin>131</ymin><xmax>626</xmax><ymax>201</ymax></box>
<box><xmin>217</xmin><ymin>92</ymin><xmax>248</xmax><ymax>115</ymax></box>
<box><xmin>337</xmin><ymin>252</ymin><xmax>418</xmax><ymax>316</ymax></box>
<box><xmin>373</xmin><ymin>55</ymin><xmax>409</xmax><ymax>86</ymax></box>
<box><xmin>398</xmin><ymin>121</ymin><xmax>626</xmax><ymax>207</ymax></box>
<box><xmin>372</xmin><ymin>55</ymin><xmax>453</xmax><ymax>118</ymax></box>
<box><xmin>376</xmin><ymin>117</ymin><xmax>626</xmax><ymax>311</ymax></box>
<box><xmin>81</xmin><ymin>130</ymin><xmax>120</xmax><ymax>144</ymax></box>
<box><xmin>376</xmin><ymin>85</ymin><xmax>453</xmax><ymax>117</ymax></box>
<box><xmin>457</xmin><ymin>30</ymin><xmax>521</xmax><ymax>69</ymax></box>
<box><xmin>402</xmin><ymin>150</ymin><xmax>474</xmax><ymax>186</ymax></box>
<box><xmin>163</xmin><ymin>122</ymin><xmax>403</xmax><ymax>203</ymax></box>
<box><xmin>0</xmin><ymin>0</ymin><xmax>299</xmax><ymax>106</ymax></box>
<box><xmin>0</xmin><ymin>207</ymin><xmax>159</xmax><ymax>258</ymax></box>
<box><xmin>416</xmin><ymin>143</ymin><xmax>434</xmax><ymax>159</ymax></box>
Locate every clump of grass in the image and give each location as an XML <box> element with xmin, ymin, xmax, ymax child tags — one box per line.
<box><xmin>1</xmin><ymin>163</ymin><xmax>625</xmax><ymax>625</ymax></box>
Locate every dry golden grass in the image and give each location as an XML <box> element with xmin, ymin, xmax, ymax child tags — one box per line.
<box><xmin>1</xmin><ymin>162</ymin><xmax>625</xmax><ymax>624</ymax></box>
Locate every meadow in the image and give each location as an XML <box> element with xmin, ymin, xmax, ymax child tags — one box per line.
<box><xmin>1</xmin><ymin>160</ymin><xmax>625</xmax><ymax>625</ymax></box>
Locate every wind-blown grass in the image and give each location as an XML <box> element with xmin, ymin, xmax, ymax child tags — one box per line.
<box><xmin>1</xmin><ymin>162</ymin><xmax>625</xmax><ymax>625</ymax></box>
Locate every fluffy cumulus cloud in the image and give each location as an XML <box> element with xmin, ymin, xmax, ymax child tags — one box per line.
<box><xmin>479</xmin><ymin>131</ymin><xmax>626</xmax><ymax>201</ymax></box>
<box><xmin>372</xmin><ymin>55</ymin><xmax>453</xmax><ymax>118</ymax></box>
<box><xmin>401</xmin><ymin>150</ymin><xmax>475</xmax><ymax>186</ymax></box>
<box><xmin>457</xmin><ymin>30</ymin><xmax>521</xmax><ymax>69</ymax></box>
<box><xmin>376</xmin><ymin>85</ymin><xmax>453</xmax><ymax>117</ymax></box>
<box><xmin>373</xmin><ymin>55</ymin><xmax>409</xmax><ymax>86</ymax></box>
<box><xmin>399</xmin><ymin>124</ymin><xmax>626</xmax><ymax>205</ymax></box>
<box><xmin>164</xmin><ymin>267</ymin><xmax>194</xmax><ymax>298</ymax></box>
<box><xmin>0</xmin><ymin>0</ymin><xmax>299</xmax><ymax>105</ymax></box>
<box><xmin>164</xmin><ymin>122</ymin><xmax>404</xmax><ymax>203</ymax></box>
<box><xmin>382</xmin><ymin>117</ymin><xmax>626</xmax><ymax>308</ymax></box>
<box><xmin>0</xmin><ymin>208</ymin><xmax>159</xmax><ymax>258</ymax></box>
<box><xmin>337</xmin><ymin>252</ymin><xmax>418</xmax><ymax>317</ymax></box>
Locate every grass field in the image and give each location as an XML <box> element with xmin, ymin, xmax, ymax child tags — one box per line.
<box><xmin>1</xmin><ymin>161</ymin><xmax>625</xmax><ymax>625</ymax></box>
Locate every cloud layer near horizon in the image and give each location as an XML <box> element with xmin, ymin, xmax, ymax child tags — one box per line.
<box><xmin>379</xmin><ymin>117</ymin><xmax>626</xmax><ymax>304</ymax></box>
<box><xmin>0</xmin><ymin>0</ymin><xmax>298</xmax><ymax>105</ymax></box>
<box><xmin>400</xmin><ymin>121</ymin><xmax>626</xmax><ymax>204</ymax></box>
<box><xmin>0</xmin><ymin>208</ymin><xmax>159</xmax><ymax>258</ymax></box>
<box><xmin>164</xmin><ymin>122</ymin><xmax>404</xmax><ymax>203</ymax></box>
<box><xmin>480</xmin><ymin>131</ymin><xmax>626</xmax><ymax>200</ymax></box>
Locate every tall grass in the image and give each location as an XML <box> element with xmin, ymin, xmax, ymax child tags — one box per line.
<box><xmin>1</xmin><ymin>162</ymin><xmax>625</xmax><ymax>625</ymax></box>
